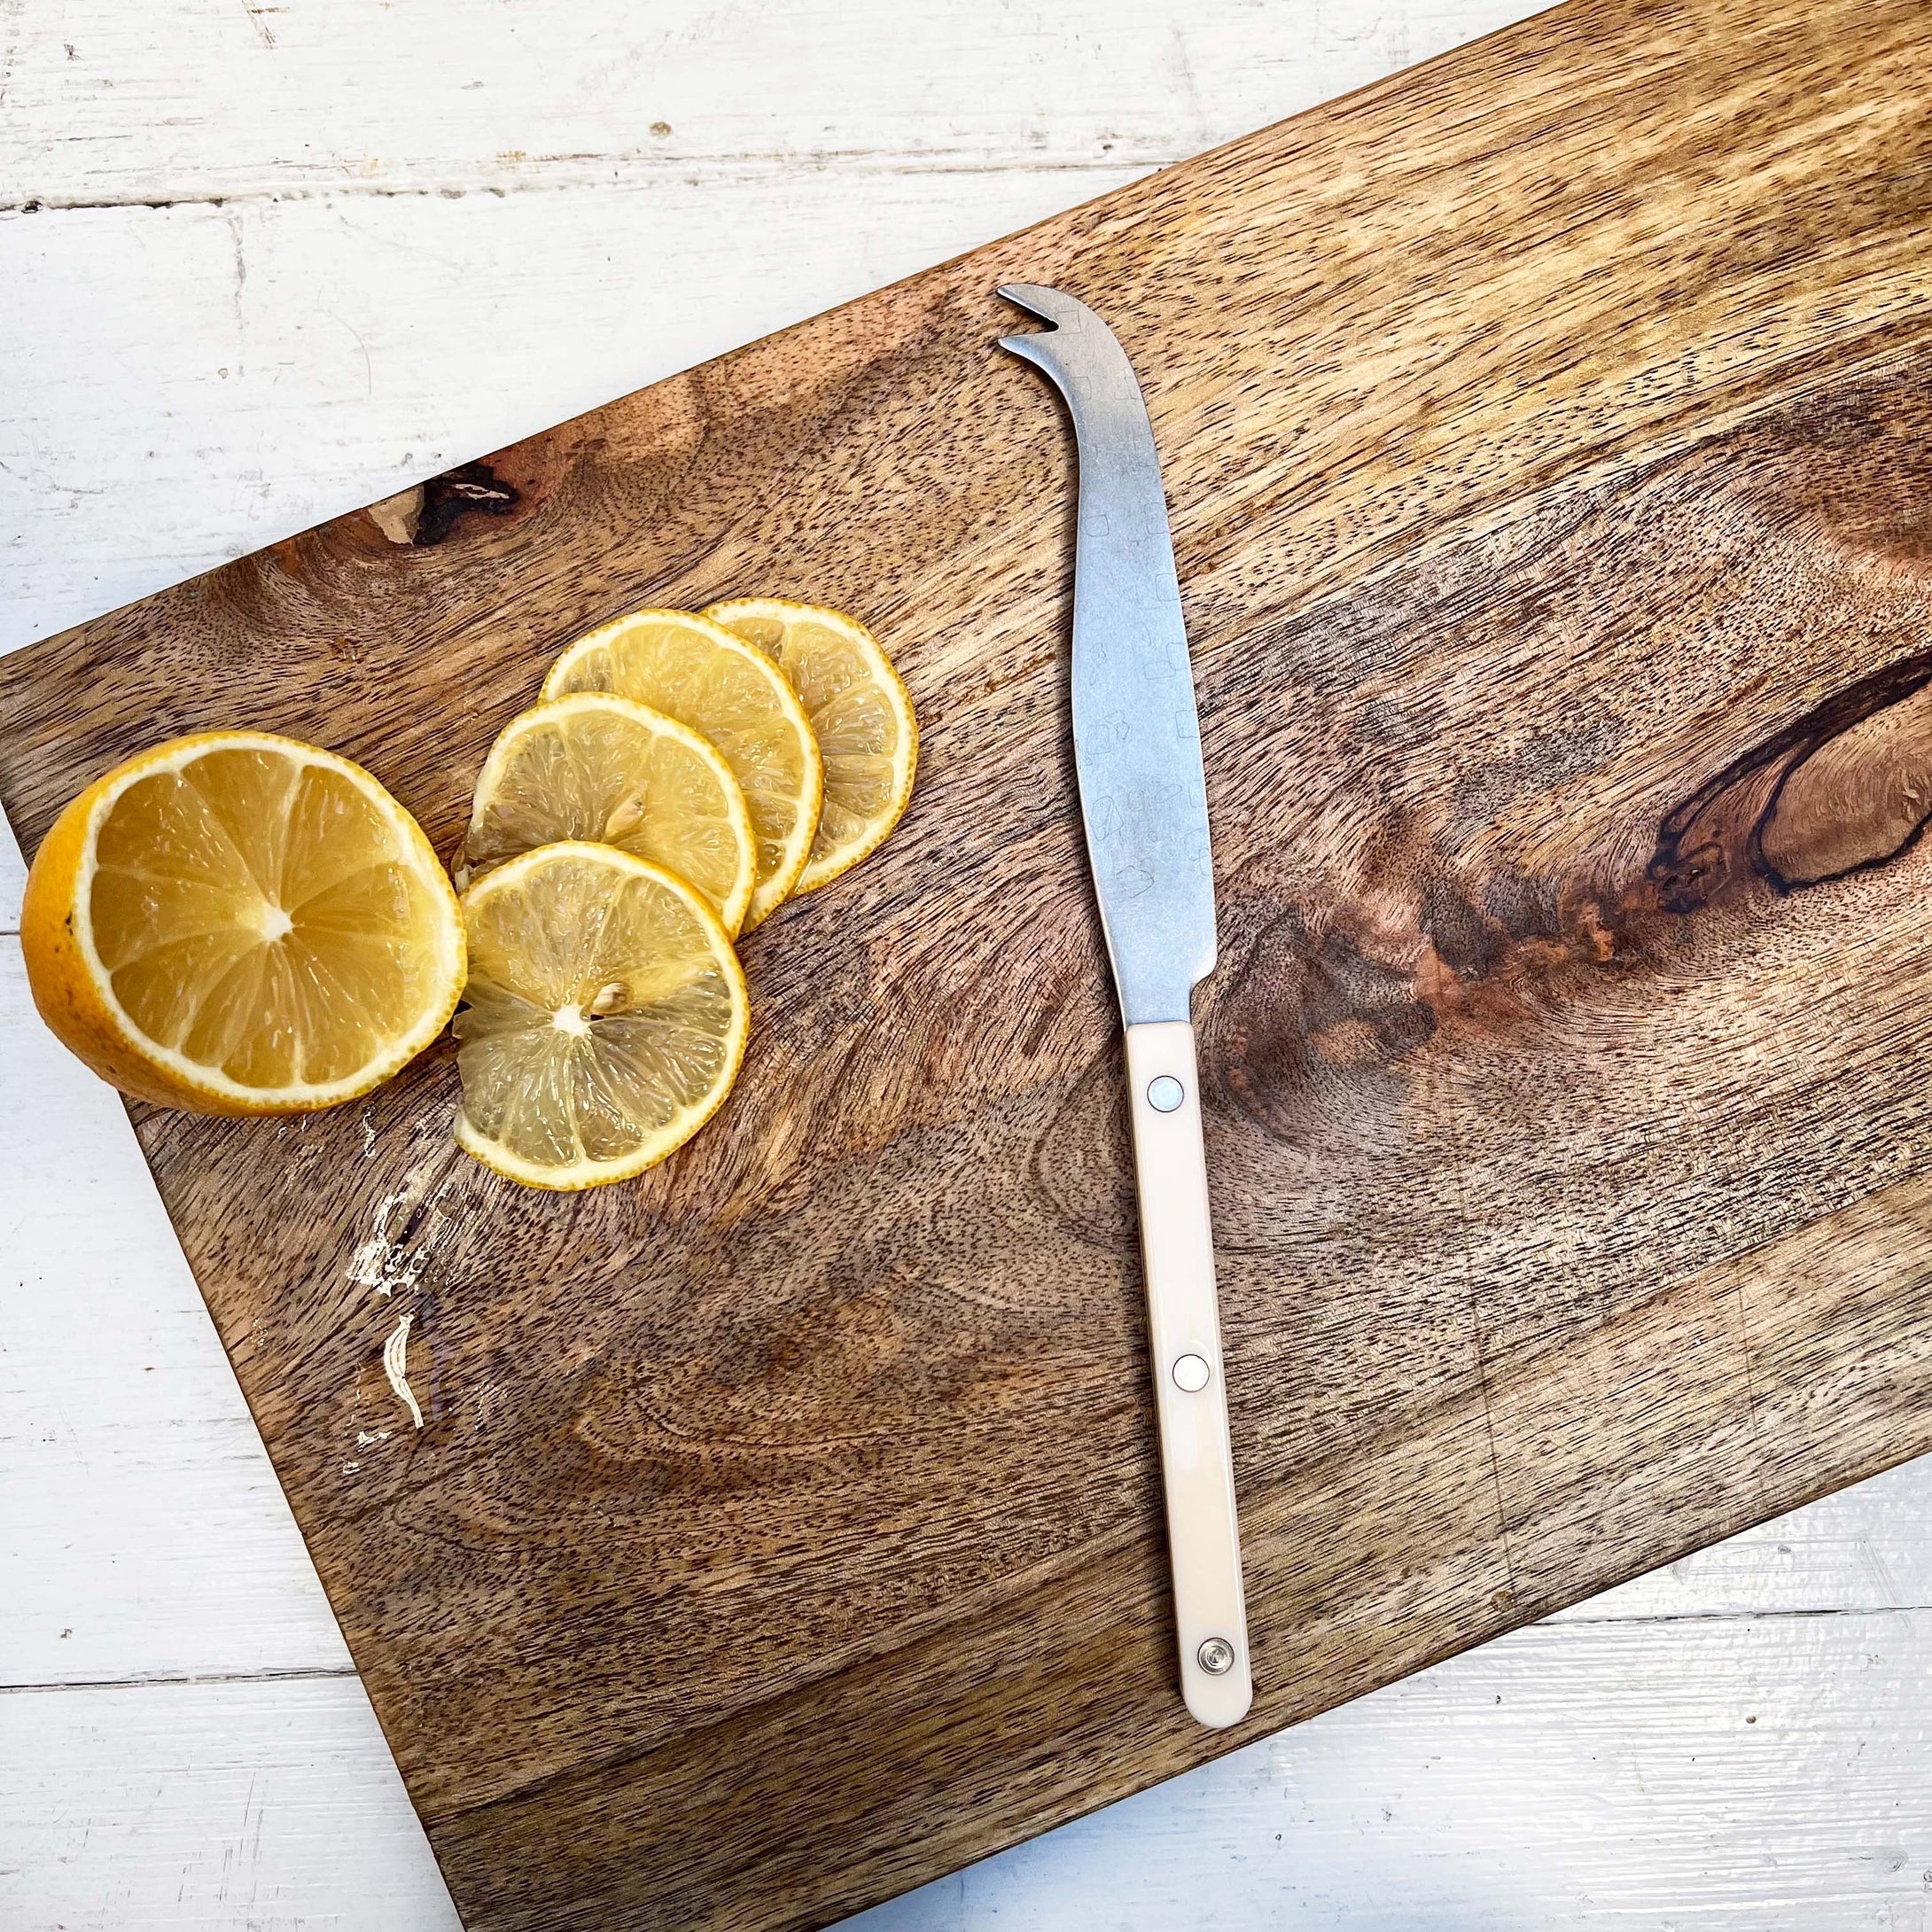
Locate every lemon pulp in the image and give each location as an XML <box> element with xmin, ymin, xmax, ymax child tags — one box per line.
<box><xmin>454</xmin><ymin>841</ymin><xmax>749</xmax><ymax>1188</ymax></box>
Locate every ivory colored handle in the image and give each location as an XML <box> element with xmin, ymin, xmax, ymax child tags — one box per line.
<box><xmin>1123</xmin><ymin>1019</ymin><xmax>1252</xmax><ymax>1729</ymax></box>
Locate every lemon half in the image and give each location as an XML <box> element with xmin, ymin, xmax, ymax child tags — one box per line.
<box><xmin>20</xmin><ymin>731</ymin><xmax>464</xmax><ymax>1113</ymax></box>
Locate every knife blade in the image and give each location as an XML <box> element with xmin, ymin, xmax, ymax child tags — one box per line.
<box><xmin>998</xmin><ymin>282</ymin><xmax>1252</xmax><ymax>1730</ymax></box>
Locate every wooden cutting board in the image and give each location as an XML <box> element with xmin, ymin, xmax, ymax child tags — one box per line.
<box><xmin>6</xmin><ymin>0</ymin><xmax>1932</xmax><ymax>1924</ymax></box>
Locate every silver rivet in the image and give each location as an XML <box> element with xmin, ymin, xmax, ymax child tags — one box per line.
<box><xmin>1197</xmin><ymin>1637</ymin><xmax>1236</xmax><ymax>1676</ymax></box>
<box><xmin>1147</xmin><ymin>1075</ymin><xmax>1185</xmax><ymax>1113</ymax></box>
<box><xmin>1172</xmin><ymin>1352</ymin><xmax>1211</xmax><ymax>1392</ymax></box>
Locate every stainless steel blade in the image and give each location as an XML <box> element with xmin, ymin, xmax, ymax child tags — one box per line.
<box><xmin>998</xmin><ymin>284</ymin><xmax>1215</xmax><ymax>1026</ymax></box>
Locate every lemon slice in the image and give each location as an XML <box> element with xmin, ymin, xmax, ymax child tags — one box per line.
<box><xmin>453</xmin><ymin>841</ymin><xmax>749</xmax><ymax>1188</ymax></box>
<box><xmin>19</xmin><ymin>731</ymin><xmax>464</xmax><ymax>1114</ymax></box>
<box><xmin>543</xmin><ymin>609</ymin><xmax>822</xmax><ymax>931</ymax></box>
<box><xmin>461</xmin><ymin>692</ymin><xmax>756</xmax><ymax>936</ymax></box>
<box><xmin>705</xmin><ymin>598</ymin><xmax>916</xmax><ymax>892</ymax></box>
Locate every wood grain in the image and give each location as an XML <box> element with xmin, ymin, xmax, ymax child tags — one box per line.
<box><xmin>5</xmin><ymin>0</ymin><xmax>1932</xmax><ymax>1925</ymax></box>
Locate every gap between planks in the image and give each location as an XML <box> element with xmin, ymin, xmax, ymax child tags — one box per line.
<box><xmin>0</xmin><ymin>1665</ymin><xmax>361</xmax><ymax>1697</ymax></box>
<box><xmin>15</xmin><ymin>1605</ymin><xmax>1932</xmax><ymax>1702</ymax></box>
<box><xmin>2</xmin><ymin>153</ymin><xmax>1160</xmax><ymax>216</ymax></box>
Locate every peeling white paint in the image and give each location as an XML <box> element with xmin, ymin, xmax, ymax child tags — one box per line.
<box><xmin>381</xmin><ymin>1314</ymin><xmax>424</xmax><ymax>1431</ymax></box>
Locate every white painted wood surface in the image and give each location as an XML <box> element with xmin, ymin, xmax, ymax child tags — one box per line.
<box><xmin>6</xmin><ymin>4</ymin><xmax>1932</xmax><ymax>1928</ymax></box>
<box><xmin>0</xmin><ymin>0</ymin><xmax>1531</xmax><ymax>658</ymax></box>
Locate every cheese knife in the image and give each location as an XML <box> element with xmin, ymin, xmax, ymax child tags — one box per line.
<box><xmin>997</xmin><ymin>283</ymin><xmax>1252</xmax><ymax>1729</ymax></box>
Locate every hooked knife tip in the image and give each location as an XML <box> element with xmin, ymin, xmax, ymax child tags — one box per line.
<box><xmin>995</xmin><ymin>282</ymin><xmax>1058</xmax><ymax>324</ymax></box>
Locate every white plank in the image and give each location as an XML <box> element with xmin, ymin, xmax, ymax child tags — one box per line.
<box><xmin>0</xmin><ymin>826</ymin><xmax>353</xmax><ymax>1684</ymax></box>
<box><xmin>1557</xmin><ymin>1453</ymin><xmax>1932</xmax><ymax>1621</ymax></box>
<box><xmin>1</xmin><ymin>820</ymin><xmax>22</xmax><ymax>930</ymax></box>
<box><xmin>8</xmin><ymin>1617</ymin><xmax>1932</xmax><ymax>1932</ymax></box>
<box><xmin>0</xmin><ymin>0</ymin><xmax>1545</xmax><ymax>657</ymax></box>
<box><xmin>1</xmin><ymin>0</ymin><xmax>1528</xmax><ymax>206</ymax></box>
<box><xmin>850</xmin><ymin>1610</ymin><xmax>1932</xmax><ymax>1931</ymax></box>
<box><xmin>0</xmin><ymin>1676</ymin><xmax>461</xmax><ymax>1932</ymax></box>
<box><xmin>1</xmin><ymin>176</ymin><xmax>1158</xmax><ymax>655</ymax></box>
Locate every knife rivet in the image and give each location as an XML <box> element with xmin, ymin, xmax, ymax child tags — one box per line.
<box><xmin>1172</xmin><ymin>1353</ymin><xmax>1211</xmax><ymax>1392</ymax></box>
<box><xmin>1147</xmin><ymin>1075</ymin><xmax>1185</xmax><ymax>1113</ymax></box>
<box><xmin>1197</xmin><ymin>1637</ymin><xmax>1236</xmax><ymax>1676</ymax></box>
